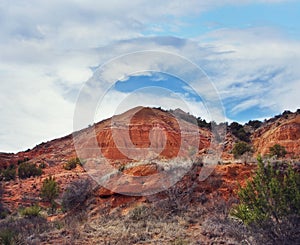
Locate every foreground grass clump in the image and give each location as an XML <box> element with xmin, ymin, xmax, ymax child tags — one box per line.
<box><xmin>20</xmin><ymin>204</ymin><xmax>41</xmax><ymax>218</ymax></box>
<box><xmin>0</xmin><ymin>228</ymin><xmax>15</xmax><ymax>245</ymax></box>
<box><xmin>231</xmin><ymin>156</ymin><xmax>300</xmax><ymax>243</ymax></box>
<box><xmin>0</xmin><ymin>216</ymin><xmax>50</xmax><ymax>244</ymax></box>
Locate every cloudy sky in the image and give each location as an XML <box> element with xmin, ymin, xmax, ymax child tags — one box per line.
<box><xmin>1</xmin><ymin>0</ymin><xmax>300</xmax><ymax>152</ymax></box>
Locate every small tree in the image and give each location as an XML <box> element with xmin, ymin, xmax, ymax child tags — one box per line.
<box><xmin>231</xmin><ymin>156</ymin><xmax>300</xmax><ymax>243</ymax></box>
<box><xmin>232</xmin><ymin>142</ymin><xmax>252</xmax><ymax>159</ymax></box>
<box><xmin>40</xmin><ymin>176</ymin><xmax>59</xmax><ymax>212</ymax></box>
<box><xmin>269</xmin><ymin>144</ymin><xmax>287</xmax><ymax>158</ymax></box>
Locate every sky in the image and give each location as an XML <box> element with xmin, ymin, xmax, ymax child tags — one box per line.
<box><xmin>0</xmin><ymin>0</ymin><xmax>300</xmax><ymax>152</ymax></box>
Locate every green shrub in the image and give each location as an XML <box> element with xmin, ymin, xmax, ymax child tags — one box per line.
<box><xmin>0</xmin><ymin>229</ymin><xmax>16</xmax><ymax>245</ymax></box>
<box><xmin>63</xmin><ymin>157</ymin><xmax>81</xmax><ymax>170</ymax></box>
<box><xmin>18</xmin><ymin>162</ymin><xmax>42</xmax><ymax>179</ymax></box>
<box><xmin>231</xmin><ymin>156</ymin><xmax>300</xmax><ymax>242</ymax></box>
<box><xmin>40</xmin><ymin>176</ymin><xmax>59</xmax><ymax>204</ymax></box>
<box><xmin>20</xmin><ymin>204</ymin><xmax>41</xmax><ymax>218</ymax></box>
<box><xmin>246</xmin><ymin>120</ymin><xmax>263</xmax><ymax>129</ymax></box>
<box><xmin>232</xmin><ymin>142</ymin><xmax>252</xmax><ymax>159</ymax></box>
<box><xmin>0</xmin><ymin>165</ymin><xmax>16</xmax><ymax>181</ymax></box>
<box><xmin>229</xmin><ymin>122</ymin><xmax>251</xmax><ymax>142</ymax></box>
<box><xmin>269</xmin><ymin>144</ymin><xmax>287</xmax><ymax>158</ymax></box>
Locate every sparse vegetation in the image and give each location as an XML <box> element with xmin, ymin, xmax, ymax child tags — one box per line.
<box><xmin>0</xmin><ymin>228</ymin><xmax>16</xmax><ymax>245</ymax></box>
<box><xmin>197</xmin><ymin>117</ymin><xmax>211</xmax><ymax>129</ymax></box>
<box><xmin>269</xmin><ymin>143</ymin><xmax>287</xmax><ymax>158</ymax></box>
<box><xmin>63</xmin><ymin>157</ymin><xmax>82</xmax><ymax>170</ymax></box>
<box><xmin>19</xmin><ymin>204</ymin><xmax>41</xmax><ymax>218</ymax></box>
<box><xmin>0</xmin><ymin>184</ymin><xmax>8</xmax><ymax>219</ymax></box>
<box><xmin>0</xmin><ymin>165</ymin><xmax>16</xmax><ymax>181</ymax></box>
<box><xmin>18</xmin><ymin>162</ymin><xmax>42</xmax><ymax>179</ymax></box>
<box><xmin>0</xmin><ymin>216</ymin><xmax>49</xmax><ymax>244</ymax></box>
<box><xmin>232</xmin><ymin>142</ymin><xmax>252</xmax><ymax>159</ymax></box>
<box><xmin>229</xmin><ymin>122</ymin><xmax>251</xmax><ymax>142</ymax></box>
<box><xmin>231</xmin><ymin>156</ymin><xmax>300</xmax><ymax>243</ymax></box>
<box><xmin>246</xmin><ymin>120</ymin><xmax>263</xmax><ymax>129</ymax></box>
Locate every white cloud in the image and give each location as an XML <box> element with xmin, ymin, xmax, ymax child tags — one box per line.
<box><xmin>194</xmin><ymin>27</ymin><xmax>300</xmax><ymax>117</ymax></box>
<box><xmin>0</xmin><ymin>0</ymin><xmax>299</xmax><ymax>152</ymax></box>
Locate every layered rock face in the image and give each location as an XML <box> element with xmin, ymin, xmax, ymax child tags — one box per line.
<box><xmin>74</xmin><ymin>107</ymin><xmax>211</xmax><ymax>162</ymax></box>
<box><xmin>252</xmin><ymin>114</ymin><xmax>300</xmax><ymax>157</ymax></box>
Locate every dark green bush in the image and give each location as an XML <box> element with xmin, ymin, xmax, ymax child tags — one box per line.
<box><xmin>0</xmin><ymin>165</ymin><xmax>16</xmax><ymax>181</ymax></box>
<box><xmin>18</xmin><ymin>162</ymin><xmax>42</xmax><ymax>179</ymax></box>
<box><xmin>231</xmin><ymin>156</ymin><xmax>300</xmax><ymax>242</ymax></box>
<box><xmin>232</xmin><ymin>142</ymin><xmax>252</xmax><ymax>159</ymax></box>
<box><xmin>269</xmin><ymin>144</ymin><xmax>287</xmax><ymax>158</ymax></box>
<box><xmin>0</xmin><ymin>229</ymin><xmax>16</xmax><ymax>245</ymax></box>
<box><xmin>63</xmin><ymin>157</ymin><xmax>81</xmax><ymax>170</ymax></box>
<box><xmin>0</xmin><ymin>184</ymin><xmax>8</xmax><ymax>219</ymax></box>
<box><xmin>229</xmin><ymin>122</ymin><xmax>251</xmax><ymax>142</ymax></box>
<box><xmin>246</xmin><ymin>120</ymin><xmax>263</xmax><ymax>129</ymax></box>
<box><xmin>197</xmin><ymin>117</ymin><xmax>211</xmax><ymax>129</ymax></box>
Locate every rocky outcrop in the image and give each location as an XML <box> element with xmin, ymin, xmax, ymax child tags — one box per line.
<box><xmin>252</xmin><ymin>114</ymin><xmax>300</xmax><ymax>157</ymax></box>
<box><xmin>74</xmin><ymin>107</ymin><xmax>211</xmax><ymax>162</ymax></box>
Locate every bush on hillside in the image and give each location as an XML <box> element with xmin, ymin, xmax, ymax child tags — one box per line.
<box><xmin>18</xmin><ymin>162</ymin><xmax>42</xmax><ymax>179</ymax></box>
<box><xmin>63</xmin><ymin>157</ymin><xmax>81</xmax><ymax>170</ymax></box>
<box><xmin>0</xmin><ymin>183</ymin><xmax>9</xmax><ymax>219</ymax></box>
<box><xmin>231</xmin><ymin>156</ymin><xmax>300</xmax><ymax>243</ymax></box>
<box><xmin>246</xmin><ymin>120</ymin><xmax>263</xmax><ymax>129</ymax></box>
<box><xmin>269</xmin><ymin>144</ymin><xmax>287</xmax><ymax>158</ymax></box>
<box><xmin>0</xmin><ymin>229</ymin><xmax>16</xmax><ymax>245</ymax></box>
<box><xmin>232</xmin><ymin>142</ymin><xmax>252</xmax><ymax>159</ymax></box>
<box><xmin>229</xmin><ymin>122</ymin><xmax>251</xmax><ymax>142</ymax></box>
<box><xmin>0</xmin><ymin>165</ymin><xmax>16</xmax><ymax>181</ymax></box>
